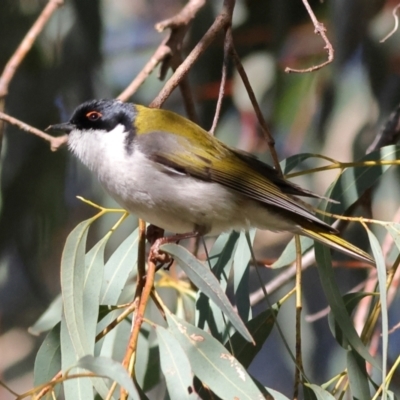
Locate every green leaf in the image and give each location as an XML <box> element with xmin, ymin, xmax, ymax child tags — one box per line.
<box><xmin>347</xmin><ymin>349</ymin><xmax>371</xmax><ymax>400</ymax></box>
<box><xmin>365</xmin><ymin>227</ymin><xmax>388</xmax><ymax>399</ymax></box>
<box><xmin>271</xmin><ymin>236</ymin><xmax>313</xmax><ymax>268</ymax></box>
<box><xmin>29</xmin><ymin>294</ymin><xmax>62</xmax><ymax>335</ymax></box>
<box><xmin>100</xmin><ymin>228</ymin><xmax>139</xmax><ymax>305</ymax></box>
<box><xmin>161</xmin><ymin>243</ymin><xmax>253</xmax><ymax>343</ymax></box>
<box><xmin>156</xmin><ymin>325</ymin><xmax>197</xmax><ymax>399</ymax></box>
<box><xmin>61</xmin><ymin>218</ymin><xmax>94</xmax><ymax>355</ymax></box>
<box><xmin>326</xmin><ymin>145</ymin><xmax>400</xmax><ymax>216</ymax></box>
<box><xmin>315</xmin><ymin>243</ymin><xmax>380</xmax><ymax>369</ymax></box>
<box><xmin>233</xmin><ymin>231</ymin><xmax>256</xmax><ymax>321</ymax></box>
<box><xmin>305</xmin><ymin>384</ymin><xmax>336</xmax><ymax>400</ymax></box>
<box><xmin>34</xmin><ymin>322</ymin><xmax>62</xmax><ymax>396</ymax></box>
<box><xmin>60</xmin><ymin>219</ymin><xmax>113</xmax><ymax>398</ymax></box>
<box><xmin>209</xmin><ymin>231</ymin><xmax>239</xmax><ymax>279</ymax></box>
<box><xmin>195</xmin><ymin>232</ymin><xmax>239</xmax><ymax>341</ymax></box>
<box><xmin>227</xmin><ymin>306</ymin><xmax>278</xmax><ymax>368</ymax></box>
<box><xmin>166</xmin><ymin>313</ymin><xmax>264</xmax><ymax>400</ymax></box>
<box><xmin>75</xmin><ymin>355</ymin><xmax>140</xmax><ymax>400</ymax></box>
<box><xmin>61</xmin><ymin>316</ymin><xmax>94</xmax><ymax>400</ymax></box>
<box><xmin>281</xmin><ymin>153</ymin><xmax>325</xmax><ymax>174</ymax></box>
<box><xmin>264</xmin><ymin>387</ymin><xmax>291</xmax><ymax>400</ymax></box>
<box><xmin>385</xmin><ymin>223</ymin><xmax>400</xmax><ymax>252</ymax></box>
<box><xmin>328</xmin><ymin>292</ymin><xmax>375</xmax><ymax>348</ymax></box>
<box><xmin>83</xmin><ymin>235</ymin><xmax>109</xmax><ymax>347</ymax></box>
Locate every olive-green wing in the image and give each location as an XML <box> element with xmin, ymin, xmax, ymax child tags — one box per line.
<box><xmin>136</xmin><ymin>130</ymin><xmax>335</xmax><ymax>232</ymax></box>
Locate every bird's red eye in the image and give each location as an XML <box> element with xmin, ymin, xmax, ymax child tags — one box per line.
<box><xmin>86</xmin><ymin>111</ymin><xmax>102</xmax><ymax>121</ymax></box>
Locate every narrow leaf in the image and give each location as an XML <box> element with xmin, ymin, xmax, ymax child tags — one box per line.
<box><xmin>61</xmin><ymin>316</ymin><xmax>94</xmax><ymax>400</ymax></box>
<box><xmin>328</xmin><ymin>292</ymin><xmax>375</xmax><ymax>348</ymax></box>
<box><xmin>365</xmin><ymin>227</ymin><xmax>388</xmax><ymax>399</ymax></box>
<box><xmin>156</xmin><ymin>325</ymin><xmax>197</xmax><ymax>399</ymax></box>
<box><xmin>227</xmin><ymin>306</ymin><xmax>278</xmax><ymax>368</ymax></box>
<box><xmin>305</xmin><ymin>384</ymin><xmax>336</xmax><ymax>400</ymax></box>
<box><xmin>272</xmin><ymin>236</ymin><xmax>313</xmax><ymax>268</ymax></box>
<box><xmin>29</xmin><ymin>294</ymin><xmax>62</xmax><ymax>335</ymax></box>
<box><xmin>100</xmin><ymin>228</ymin><xmax>139</xmax><ymax>305</ymax></box>
<box><xmin>167</xmin><ymin>313</ymin><xmax>264</xmax><ymax>400</ymax></box>
<box><xmin>347</xmin><ymin>349</ymin><xmax>371</xmax><ymax>400</ymax></box>
<box><xmin>34</xmin><ymin>322</ymin><xmax>62</xmax><ymax>395</ymax></box>
<box><xmin>76</xmin><ymin>355</ymin><xmax>139</xmax><ymax>400</ymax></box>
<box><xmin>315</xmin><ymin>243</ymin><xmax>380</xmax><ymax>369</ymax></box>
<box><xmin>161</xmin><ymin>243</ymin><xmax>253</xmax><ymax>343</ymax></box>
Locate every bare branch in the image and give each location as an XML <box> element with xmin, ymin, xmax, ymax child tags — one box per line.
<box><xmin>0</xmin><ymin>111</ymin><xmax>67</xmax><ymax>151</ymax></box>
<box><xmin>285</xmin><ymin>0</ymin><xmax>334</xmax><ymax>73</ymax></box>
<box><xmin>209</xmin><ymin>27</ymin><xmax>230</xmax><ymax>135</ymax></box>
<box><xmin>0</xmin><ymin>0</ymin><xmax>63</xmax><ymax>98</ymax></box>
<box><xmin>150</xmin><ymin>0</ymin><xmax>236</xmax><ymax>109</ymax></box>
<box><xmin>117</xmin><ymin>0</ymin><xmax>206</xmax><ymax>108</ymax></box>
<box><xmin>227</xmin><ymin>30</ymin><xmax>282</xmax><ymax>175</ymax></box>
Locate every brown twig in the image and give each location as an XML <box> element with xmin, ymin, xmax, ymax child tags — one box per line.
<box><xmin>0</xmin><ymin>0</ymin><xmax>64</xmax><ymax>151</ymax></box>
<box><xmin>226</xmin><ymin>30</ymin><xmax>283</xmax><ymax>175</ymax></box>
<box><xmin>117</xmin><ymin>0</ymin><xmax>205</xmax><ymax>110</ymax></box>
<box><xmin>150</xmin><ymin>0</ymin><xmax>236</xmax><ymax>109</ymax></box>
<box><xmin>285</xmin><ymin>0</ymin><xmax>334</xmax><ymax>73</ymax></box>
<box><xmin>120</xmin><ymin>219</ymin><xmax>152</xmax><ymax>400</ymax></box>
<box><xmin>0</xmin><ymin>0</ymin><xmax>64</xmax><ymax>99</ymax></box>
<box><xmin>0</xmin><ymin>111</ymin><xmax>67</xmax><ymax>151</ymax></box>
<box><xmin>209</xmin><ymin>26</ymin><xmax>230</xmax><ymax>135</ymax></box>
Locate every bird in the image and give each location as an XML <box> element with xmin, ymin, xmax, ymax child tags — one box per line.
<box><xmin>47</xmin><ymin>99</ymin><xmax>373</xmax><ymax>264</ymax></box>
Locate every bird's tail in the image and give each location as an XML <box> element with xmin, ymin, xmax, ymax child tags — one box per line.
<box><xmin>300</xmin><ymin>228</ymin><xmax>374</xmax><ymax>264</ymax></box>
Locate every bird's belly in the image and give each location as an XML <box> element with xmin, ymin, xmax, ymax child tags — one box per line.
<box><xmin>96</xmin><ymin>151</ymin><xmax>297</xmax><ymax>235</ymax></box>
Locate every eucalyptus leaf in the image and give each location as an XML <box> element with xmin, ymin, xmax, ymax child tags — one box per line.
<box><xmin>315</xmin><ymin>243</ymin><xmax>379</xmax><ymax>369</ymax></box>
<box><xmin>156</xmin><ymin>325</ymin><xmax>197</xmax><ymax>399</ymax></box>
<box><xmin>328</xmin><ymin>292</ymin><xmax>375</xmax><ymax>348</ymax></box>
<box><xmin>305</xmin><ymin>384</ymin><xmax>336</xmax><ymax>400</ymax></box>
<box><xmin>29</xmin><ymin>294</ymin><xmax>62</xmax><ymax>336</ymax></box>
<box><xmin>325</xmin><ymin>145</ymin><xmax>400</xmax><ymax>216</ymax></box>
<box><xmin>100</xmin><ymin>228</ymin><xmax>139</xmax><ymax>305</ymax></box>
<box><xmin>226</xmin><ymin>306</ymin><xmax>278</xmax><ymax>368</ymax></box>
<box><xmin>365</xmin><ymin>227</ymin><xmax>388</xmax><ymax>399</ymax></box>
<box><xmin>167</xmin><ymin>313</ymin><xmax>264</xmax><ymax>400</ymax></box>
<box><xmin>281</xmin><ymin>153</ymin><xmax>325</xmax><ymax>174</ymax></box>
<box><xmin>61</xmin><ymin>316</ymin><xmax>94</xmax><ymax>400</ymax></box>
<box><xmin>75</xmin><ymin>355</ymin><xmax>140</xmax><ymax>400</ymax></box>
<box><xmin>161</xmin><ymin>243</ymin><xmax>253</xmax><ymax>343</ymax></box>
<box><xmin>347</xmin><ymin>349</ymin><xmax>371</xmax><ymax>400</ymax></box>
<box><xmin>271</xmin><ymin>235</ymin><xmax>313</xmax><ymax>268</ymax></box>
<box><xmin>34</xmin><ymin>322</ymin><xmax>62</xmax><ymax>397</ymax></box>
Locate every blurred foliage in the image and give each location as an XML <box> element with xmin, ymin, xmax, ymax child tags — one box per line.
<box><xmin>0</xmin><ymin>0</ymin><xmax>400</xmax><ymax>399</ymax></box>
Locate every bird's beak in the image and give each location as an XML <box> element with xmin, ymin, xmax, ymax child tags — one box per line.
<box><xmin>45</xmin><ymin>122</ymin><xmax>76</xmax><ymax>134</ymax></box>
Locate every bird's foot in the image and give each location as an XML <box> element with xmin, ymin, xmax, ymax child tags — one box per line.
<box><xmin>149</xmin><ymin>231</ymin><xmax>200</xmax><ymax>270</ymax></box>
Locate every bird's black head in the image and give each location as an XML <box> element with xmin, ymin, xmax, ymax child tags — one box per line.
<box><xmin>47</xmin><ymin>99</ymin><xmax>136</xmax><ymax>134</ymax></box>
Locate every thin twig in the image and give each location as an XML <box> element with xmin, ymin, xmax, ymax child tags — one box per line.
<box><xmin>227</xmin><ymin>30</ymin><xmax>282</xmax><ymax>175</ymax></box>
<box><xmin>120</xmin><ymin>219</ymin><xmax>151</xmax><ymax>400</ymax></box>
<box><xmin>117</xmin><ymin>0</ymin><xmax>205</xmax><ymax>104</ymax></box>
<box><xmin>380</xmin><ymin>3</ymin><xmax>400</xmax><ymax>43</ymax></box>
<box><xmin>0</xmin><ymin>0</ymin><xmax>64</xmax><ymax>152</ymax></box>
<box><xmin>209</xmin><ymin>26</ymin><xmax>230</xmax><ymax>135</ymax></box>
<box><xmin>150</xmin><ymin>0</ymin><xmax>236</xmax><ymax>109</ymax></box>
<box><xmin>0</xmin><ymin>0</ymin><xmax>63</xmax><ymax>98</ymax></box>
<box><xmin>293</xmin><ymin>235</ymin><xmax>304</xmax><ymax>400</ymax></box>
<box><xmin>0</xmin><ymin>111</ymin><xmax>67</xmax><ymax>151</ymax></box>
<box><xmin>285</xmin><ymin>0</ymin><xmax>334</xmax><ymax>73</ymax></box>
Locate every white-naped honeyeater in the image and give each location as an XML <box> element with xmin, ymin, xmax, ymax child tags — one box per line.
<box><xmin>47</xmin><ymin>99</ymin><xmax>373</xmax><ymax>264</ymax></box>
